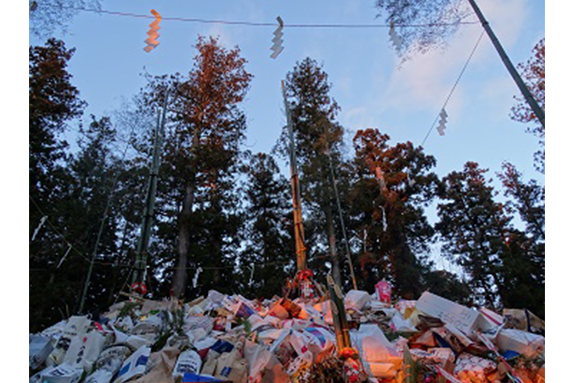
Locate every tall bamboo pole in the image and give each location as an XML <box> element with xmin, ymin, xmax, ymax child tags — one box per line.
<box><xmin>282</xmin><ymin>80</ymin><xmax>307</xmax><ymax>271</ymax></box>
<box><xmin>132</xmin><ymin>89</ymin><xmax>170</xmax><ymax>286</ymax></box>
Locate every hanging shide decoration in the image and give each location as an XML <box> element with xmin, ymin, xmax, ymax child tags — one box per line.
<box><xmin>389</xmin><ymin>20</ymin><xmax>402</xmax><ymax>53</ymax></box>
<box><xmin>379</xmin><ymin>206</ymin><xmax>388</xmax><ymax>232</ymax></box>
<box><xmin>193</xmin><ymin>267</ymin><xmax>203</xmax><ymax>288</ymax></box>
<box><xmin>437</xmin><ymin>107</ymin><xmax>448</xmax><ymax>136</ymax></box>
<box><xmin>57</xmin><ymin>244</ymin><xmax>73</xmax><ymax>269</ymax></box>
<box><xmin>270</xmin><ymin>16</ymin><xmax>284</xmax><ymax>59</ymax></box>
<box><xmin>31</xmin><ymin>216</ymin><xmax>48</xmax><ymax>242</ymax></box>
<box><xmin>144</xmin><ymin>9</ymin><xmax>162</xmax><ymax>53</ymax></box>
<box><xmin>249</xmin><ymin>263</ymin><xmax>255</xmax><ymax>286</ymax></box>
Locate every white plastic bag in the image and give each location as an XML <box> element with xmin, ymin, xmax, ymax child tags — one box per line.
<box><xmin>84</xmin><ymin>345</ymin><xmax>131</xmax><ymax>383</ymax></box>
<box><xmin>30</xmin><ymin>334</ymin><xmax>53</xmax><ymax>369</ymax></box>
<box><xmin>289</xmin><ymin>330</ymin><xmax>319</xmax><ymax>357</ymax></box>
<box><xmin>208</xmin><ymin>290</ymin><xmax>225</xmax><ymax>304</ymax></box>
<box><xmin>390</xmin><ymin>312</ymin><xmax>417</xmax><ymax>332</ymax></box>
<box><xmin>63</xmin><ymin>330</ymin><xmax>106</xmax><ymax>372</ymax></box>
<box><xmin>351</xmin><ymin>324</ymin><xmax>399</xmax><ymax>378</ymax></box>
<box><xmin>304</xmin><ymin>327</ymin><xmax>336</xmax><ymax>352</ymax></box>
<box><xmin>113</xmin><ymin>345</ymin><xmax>150</xmax><ymax>383</ymax></box>
<box><xmin>41</xmin><ymin>320</ymin><xmax>67</xmax><ymax>342</ymax></box>
<box><xmin>40</xmin><ymin>362</ymin><xmax>82</xmax><ymax>383</ymax></box>
<box><xmin>48</xmin><ymin>316</ymin><xmax>91</xmax><ymax>366</ymax></box>
<box><xmin>244</xmin><ymin>340</ymin><xmax>289</xmax><ymax>383</ymax></box>
<box><xmin>173</xmin><ymin>350</ymin><xmax>203</xmax><ymax>379</ymax></box>
<box><xmin>344</xmin><ymin>290</ymin><xmax>371</xmax><ymax>310</ymax></box>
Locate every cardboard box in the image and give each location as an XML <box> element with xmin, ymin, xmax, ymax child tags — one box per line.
<box><xmin>416</xmin><ymin>292</ymin><xmax>480</xmax><ymax>336</ymax></box>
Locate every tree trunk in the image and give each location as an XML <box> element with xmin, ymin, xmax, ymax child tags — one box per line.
<box><xmin>172</xmin><ymin>123</ymin><xmax>201</xmax><ymax>299</ymax></box>
<box><xmin>326</xmin><ymin>207</ymin><xmax>343</xmax><ymax>288</ymax></box>
<box><xmin>172</xmin><ymin>184</ymin><xmax>194</xmax><ymax>298</ymax></box>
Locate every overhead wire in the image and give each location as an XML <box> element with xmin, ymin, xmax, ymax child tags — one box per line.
<box><xmin>29</xmin><ymin>195</ymin><xmax>98</xmax><ymax>265</ymax></box>
<box><xmin>43</xmin><ymin>4</ymin><xmax>480</xmax><ymax>29</ymax></box>
<box><xmin>421</xmin><ymin>30</ymin><xmax>485</xmax><ymax>146</ymax></box>
<box><xmin>32</xmin><ymin>3</ymin><xmax>485</xmax><ymax>285</ymax></box>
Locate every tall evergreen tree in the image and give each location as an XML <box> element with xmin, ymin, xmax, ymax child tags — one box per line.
<box><xmin>238</xmin><ymin>152</ymin><xmax>295</xmax><ymax>297</ymax></box>
<box><xmin>497</xmin><ymin>162</ymin><xmax>544</xmax><ymax>316</ymax></box>
<box><xmin>145</xmin><ymin>36</ymin><xmax>252</xmax><ymax>299</ymax></box>
<box><xmin>29</xmin><ymin>38</ymin><xmax>85</xmax><ymax>330</ymax></box>
<box><xmin>278</xmin><ymin>58</ymin><xmax>347</xmax><ymax>287</ymax></box>
<box><xmin>436</xmin><ymin>162</ymin><xmax>509</xmax><ymax>307</ymax></box>
<box><xmin>350</xmin><ymin>128</ymin><xmax>439</xmax><ymax>298</ymax></box>
<box><xmin>498</xmin><ymin>162</ymin><xmax>545</xmax><ymax>241</ymax></box>
<box><xmin>29</xmin><ymin>38</ymin><xmax>85</xmax><ymax>217</ymax></box>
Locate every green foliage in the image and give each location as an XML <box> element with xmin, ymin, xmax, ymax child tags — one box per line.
<box><xmin>511</xmin><ymin>39</ymin><xmax>545</xmax><ymax>173</ymax></box>
<box><xmin>276</xmin><ymin>57</ymin><xmax>348</xmax><ymax>287</ymax></box>
<box><xmin>374</xmin><ymin>0</ymin><xmax>470</xmax><ymax>59</ymax></box>
<box><xmin>29</xmin><ymin>35</ymin><xmax>545</xmax><ymax>333</ymax></box>
<box><xmin>143</xmin><ymin>36</ymin><xmax>253</xmax><ymax>299</ymax></box>
<box><xmin>302</xmin><ymin>356</ymin><xmax>346</xmax><ymax>383</ymax></box>
<box><xmin>423</xmin><ymin>270</ymin><xmax>473</xmax><ymax>306</ymax></box>
<box><xmin>436</xmin><ymin>161</ymin><xmax>544</xmax><ymax>315</ymax></box>
<box><xmin>29</xmin><ymin>1</ymin><xmax>102</xmax><ymax>38</ymax></box>
<box><xmin>350</xmin><ymin>128</ymin><xmax>439</xmax><ymax>299</ymax></box>
<box><xmin>436</xmin><ymin>162</ymin><xmax>509</xmax><ymax>307</ymax></box>
<box><xmin>118</xmin><ymin>301</ymin><xmax>140</xmax><ymax>320</ymax></box>
<box><xmin>239</xmin><ymin>152</ymin><xmax>295</xmax><ymax>297</ymax></box>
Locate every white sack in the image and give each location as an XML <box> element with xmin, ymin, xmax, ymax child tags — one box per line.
<box><xmin>63</xmin><ymin>330</ymin><xmax>106</xmax><ymax>372</ymax></box>
<box><xmin>48</xmin><ymin>316</ymin><xmax>91</xmax><ymax>366</ymax></box>
<box><xmin>173</xmin><ymin>350</ymin><xmax>203</xmax><ymax>379</ymax></box>
<box><xmin>40</xmin><ymin>362</ymin><xmax>82</xmax><ymax>383</ymax></box>
<box><xmin>344</xmin><ymin>290</ymin><xmax>371</xmax><ymax>310</ymax></box>
<box><xmin>113</xmin><ymin>345</ymin><xmax>150</xmax><ymax>383</ymax></box>
<box><xmin>84</xmin><ymin>345</ymin><xmax>131</xmax><ymax>383</ymax></box>
<box><xmin>30</xmin><ymin>334</ymin><xmax>53</xmax><ymax>369</ymax></box>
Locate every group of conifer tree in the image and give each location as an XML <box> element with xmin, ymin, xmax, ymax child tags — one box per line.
<box><xmin>29</xmin><ymin>36</ymin><xmax>544</xmax><ymax>332</ymax></box>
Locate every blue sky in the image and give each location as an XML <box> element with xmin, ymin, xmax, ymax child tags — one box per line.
<box><xmin>27</xmin><ymin>0</ymin><xmax>544</xmax><ymax>273</ymax></box>
<box><xmin>29</xmin><ymin>0</ymin><xmax>544</xmax><ymax>184</ymax></box>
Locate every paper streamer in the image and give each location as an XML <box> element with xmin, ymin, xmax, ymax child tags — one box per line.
<box><xmin>192</xmin><ymin>267</ymin><xmax>202</xmax><ymax>288</ymax></box>
<box><xmin>31</xmin><ymin>216</ymin><xmax>48</xmax><ymax>241</ymax></box>
<box><xmin>249</xmin><ymin>263</ymin><xmax>255</xmax><ymax>286</ymax></box>
<box><xmin>437</xmin><ymin>108</ymin><xmax>448</xmax><ymax>136</ymax></box>
<box><xmin>57</xmin><ymin>244</ymin><xmax>73</xmax><ymax>269</ymax></box>
<box><xmin>380</xmin><ymin>206</ymin><xmax>388</xmax><ymax>232</ymax></box>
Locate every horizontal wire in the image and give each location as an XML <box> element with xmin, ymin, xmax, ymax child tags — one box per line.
<box><xmin>30</xmin><ymin>194</ymin><xmax>328</xmax><ymax>271</ymax></box>
<box><xmin>46</xmin><ymin>5</ymin><xmax>480</xmax><ymax>28</ymax></box>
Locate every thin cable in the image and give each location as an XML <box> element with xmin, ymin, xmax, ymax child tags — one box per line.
<box><xmin>30</xmin><ymin>198</ymin><xmax>136</xmax><ymax>268</ymax></box>
<box><xmin>421</xmin><ymin>30</ymin><xmax>485</xmax><ymax>146</ymax></box>
<box><xmin>29</xmin><ymin>196</ymin><xmax>94</xmax><ymax>264</ymax></box>
<box><xmin>47</xmin><ymin>5</ymin><xmax>479</xmax><ymax>28</ymax></box>
<box><xmin>113</xmin><ymin>265</ymin><xmax>135</xmax><ymax>305</ymax></box>
<box><xmin>326</xmin><ymin>148</ymin><xmax>358</xmax><ymax>290</ymax></box>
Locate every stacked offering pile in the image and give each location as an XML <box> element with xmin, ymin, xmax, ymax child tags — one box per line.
<box><xmin>29</xmin><ymin>289</ymin><xmax>545</xmax><ymax>383</ymax></box>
